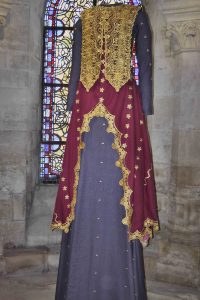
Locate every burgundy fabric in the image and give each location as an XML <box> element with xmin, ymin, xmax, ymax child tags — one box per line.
<box><xmin>51</xmin><ymin>71</ymin><xmax>159</xmax><ymax>238</ymax></box>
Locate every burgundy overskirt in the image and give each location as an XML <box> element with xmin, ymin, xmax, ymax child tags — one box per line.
<box><xmin>51</xmin><ymin>72</ymin><xmax>159</xmax><ymax>242</ymax></box>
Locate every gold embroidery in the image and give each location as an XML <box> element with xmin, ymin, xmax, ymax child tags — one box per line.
<box><xmin>127</xmin><ymin>104</ymin><xmax>133</xmax><ymax>109</ymax></box>
<box><xmin>100</xmin><ymin>78</ymin><xmax>105</xmax><ymax>83</ymax></box>
<box><xmin>65</xmin><ymin>195</ymin><xmax>69</xmax><ymax>200</ymax></box>
<box><xmin>61</xmin><ymin>177</ymin><xmax>65</xmax><ymax>182</ymax></box>
<box><xmin>126</xmin><ymin>114</ymin><xmax>131</xmax><ymax>119</ymax></box>
<box><xmin>99</xmin><ymin>97</ymin><xmax>104</xmax><ymax>102</ymax></box>
<box><xmin>144</xmin><ymin>166</ymin><xmax>152</xmax><ymax>186</ymax></box>
<box><xmin>62</xmin><ymin>186</ymin><xmax>67</xmax><ymax>191</ymax></box>
<box><xmin>128</xmin><ymin>95</ymin><xmax>133</xmax><ymax>99</ymax></box>
<box><xmin>80</xmin><ymin>5</ymin><xmax>141</xmax><ymax>92</ymax></box>
<box><xmin>137</xmin><ymin>146</ymin><xmax>142</xmax><ymax>151</ymax></box>
<box><xmin>140</xmin><ymin>120</ymin><xmax>144</xmax><ymax>125</ymax></box>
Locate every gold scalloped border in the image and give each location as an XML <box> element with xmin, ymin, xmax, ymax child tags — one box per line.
<box><xmin>51</xmin><ymin>102</ymin><xmax>159</xmax><ymax>241</ymax></box>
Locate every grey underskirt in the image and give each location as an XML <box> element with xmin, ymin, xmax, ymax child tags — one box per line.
<box><xmin>55</xmin><ymin>117</ymin><xmax>147</xmax><ymax>300</ymax></box>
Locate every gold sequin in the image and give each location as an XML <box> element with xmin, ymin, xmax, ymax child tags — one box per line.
<box><xmin>122</xmin><ymin>143</ymin><xmax>127</xmax><ymax>148</ymax></box>
<box><xmin>100</xmin><ymin>87</ymin><xmax>104</xmax><ymax>93</ymax></box>
<box><xmin>100</xmin><ymin>78</ymin><xmax>105</xmax><ymax>83</ymax></box>
<box><xmin>63</xmin><ymin>186</ymin><xmax>67</xmax><ymax>191</ymax></box>
<box><xmin>65</xmin><ymin>195</ymin><xmax>70</xmax><ymax>200</ymax></box>
<box><xmin>137</xmin><ymin>147</ymin><xmax>142</xmax><ymax>152</ymax></box>
<box><xmin>140</xmin><ymin>120</ymin><xmax>143</xmax><ymax>125</ymax></box>
<box><xmin>124</xmin><ymin>133</ymin><xmax>129</xmax><ymax>139</ymax></box>
<box><xmin>125</xmin><ymin>124</ymin><xmax>130</xmax><ymax>129</ymax></box>
<box><xmin>128</xmin><ymin>95</ymin><xmax>133</xmax><ymax>99</ymax></box>
<box><xmin>135</xmin><ymin>165</ymin><xmax>139</xmax><ymax>170</ymax></box>
<box><xmin>126</xmin><ymin>114</ymin><xmax>131</xmax><ymax>119</ymax></box>
<box><xmin>76</xmin><ymin>99</ymin><xmax>80</xmax><ymax>104</ymax></box>
<box><xmin>127</xmin><ymin>104</ymin><xmax>133</xmax><ymax>109</ymax></box>
<box><xmin>99</xmin><ymin>97</ymin><xmax>104</xmax><ymax>102</ymax></box>
<box><xmin>61</xmin><ymin>177</ymin><xmax>65</xmax><ymax>182</ymax></box>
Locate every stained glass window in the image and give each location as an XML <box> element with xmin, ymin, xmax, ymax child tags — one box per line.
<box><xmin>41</xmin><ymin>0</ymin><xmax>142</xmax><ymax>183</ymax></box>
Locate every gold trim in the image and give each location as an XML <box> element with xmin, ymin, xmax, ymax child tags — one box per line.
<box><xmin>129</xmin><ymin>218</ymin><xmax>159</xmax><ymax>241</ymax></box>
<box><xmin>51</xmin><ymin>102</ymin><xmax>133</xmax><ymax>233</ymax></box>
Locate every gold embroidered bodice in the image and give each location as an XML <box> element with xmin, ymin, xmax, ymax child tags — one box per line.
<box><xmin>80</xmin><ymin>4</ymin><xmax>141</xmax><ymax>92</ymax></box>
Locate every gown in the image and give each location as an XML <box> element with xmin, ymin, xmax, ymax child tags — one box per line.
<box><xmin>51</xmin><ymin>4</ymin><xmax>159</xmax><ymax>300</ymax></box>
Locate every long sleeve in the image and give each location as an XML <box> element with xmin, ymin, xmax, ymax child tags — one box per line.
<box><xmin>133</xmin><ymin>8</ymin><xmax>153</xmax><ymax>115</ymax></box>
<box><xmin>67</xmin><ymin>19</ymin><xmax>82</xmax><ymax>111</ymax></box>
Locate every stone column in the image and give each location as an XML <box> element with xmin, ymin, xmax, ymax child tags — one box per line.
<box><xmin>156</xmin><ymin>0</ymin><xmax>200</xmax><ymax>288</ymax></box>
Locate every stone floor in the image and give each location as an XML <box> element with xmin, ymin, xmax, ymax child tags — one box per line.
<box><xmin>0</xmin><ymin>269</ymin><xmax>199</xmax><ymax>300</ymax></box>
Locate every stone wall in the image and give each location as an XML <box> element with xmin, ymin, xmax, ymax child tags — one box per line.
<box><xmin>0</xmin><ymin>0</ymin><xmax>43</xmax><ymax>251</ymax></box>
<box><xmin>144</xmin><ymin>0</ymin><xmax>200</xmax><ymax>289</ymax></box>
<box><xmin>0</xmin><ymin>0</ymin><xmax>199</xmax><ymax>289</ymax></box>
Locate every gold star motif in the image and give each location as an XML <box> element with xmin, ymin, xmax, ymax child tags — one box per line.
<box><xmin>76</xmin><ymin>90</ymin><xmax>79</xmax><ymax>95</ymax></box>
<box><xmin>125</xmin><ymin>124</ymin><xmax>130</xmax><ymax>129</ymax></box>
<box><xmin>99</xmin><ymin>97</ymin><xmax>104</xmax><ymax>102</ymax></box>
<box><xmin>100</xmin><ymin>78</ymin><xmax>105</xmax><ymax>83</ymax></box>
<box><xmin>129</xmin><ymin>86</ymin><xmax>133</xmax><ymax>90</ymax></box>
<box><xmin>140</xmin><ymin>120</ymin><xmax>144</xmax><ymax>125</ymax></box>
<box><xmin>135</xmin><ymin>165</ymin><xmax>139</xmax><ymax>170</ymax></box>
<box><xmin>62</xmin><ymin>186</ymin><xmax>67</xmax><ymax>191</ymax></box>
<box><xmin>137</xmin><ymin>147</ymin><xmax>142</xmax><ymax>152</ymax></box>
<box><xmin>61</xmin><ymin>177</ymin><xmax>65</xmax><ymax>182</ymax></box>
<box><xmin>77</xmin><ymin>118</ymin><xmax>80</xmax><ymax>121</ymax></box>
<box><xmin>76</xmin><ymin>109</ymin><xmax>80</xmax><ymax>112</ymax></box>
<box><xmin>75</xmin><ymin>99</ymin><xmax>79</xmax><ymax>104</ymax></box>
<box><xmin>136</xmin><ymin>156</ymin><xmax>140</xmax><ymax>160</ymax></box>
<box><xmin>134</xmin><ymin>174</ymin><xmax>137</xmax><ymax>178</ymax></box>
<box><xmin>127</xmin><ymin>104</ymin><xmax>133</xmax><ymax>109</ymax></box>
<box><xmin>65</xmin><ymin>195</ymin><xmax>70</xmax><ymax>200</ymax></box>
<box><xmin>122</xmin><ymin>143</ymin><xmax>127</xmax><ymax>148</ymax></box>
<box><xmin>140</xmin><ymin>138</ymin><xmax>143</xmax><ymax>142</ymax></box>
<box><xmin>67</xmin><ymin>204</ymin><xmax>71</xmax><ymax>208</ymax></box>
<box><xmin>101</xmin><ymin>59</ymin><xmax>105</xmax><ymax>64</ymax></box>
<box><xmin>126</xmin><ymin>114</ymin><xmax>131</xmax><ymax>119</ymax></box>
<box><xmin>124</xmin><ymin>133</ymin><xmax>129</xmax><ymax>139</ymax></box>
<box><xmin>100</xmin><ymin>87</ymin><xmax>104</xmax><ymax>93</ymax></box>
<box><xmin>128</xmin><ymin>95</ymin><xmax>133</xmax><ymax>99</ymax></box>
